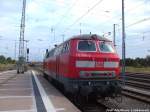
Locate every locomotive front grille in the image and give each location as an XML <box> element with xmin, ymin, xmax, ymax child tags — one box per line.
<box><xmin>80</xmin><ymin>71</ymin><xmax>116</xmax><ymax>78</ymax></box>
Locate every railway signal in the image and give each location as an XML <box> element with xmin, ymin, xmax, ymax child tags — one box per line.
<box><xmin>27</xmin><ymin>48</ymin><xmax>29</xmax><ymax>62</ymax></box>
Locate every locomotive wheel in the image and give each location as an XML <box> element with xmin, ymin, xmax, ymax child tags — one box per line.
<box><xmin>88</xmin><ymin>93</ymin><xmax>97</xmax><ymax>102</ymax></box>
<box><xmin>62</xmin><ymin>85</ymin><xmax>71</xmax><ymax>97</ymax></box>
<box><xmin>74</xmin><ymin>94</ymin><xmax>87</xmax><ymax>106</ymax></box>
<box><xmin>62</xmin><ymin>86</ymin><xmax>67</xmax><ymax>95</ymax></box>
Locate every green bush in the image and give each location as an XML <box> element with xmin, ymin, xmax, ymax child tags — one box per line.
<box><xmin>120</xmin><ymin>55</ymin><xmax>150</xmax><ymax>67</ymax></box>
<box><xmin>0</xmin><ymin>55</ymin><xmax>16</xmax><ymax>64</ymax></box>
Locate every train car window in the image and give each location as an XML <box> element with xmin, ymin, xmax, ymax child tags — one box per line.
<box><xmin>54</xmin><ymin>48</ymin><xmax>59</xmax><ymax>56</ymax></box>
<box><xmin>46</xmin><ymin>52</ymin><xmax>50</xmax><ymax>58</ymax></box>
<box><xmin>99</xmin><ymin>42</ymin><xmax>115</xmax><ymax>53</ymax></box>
<box><xmin>44</xmin><ymin>53</ymin><xmax>47</xmax><ymax>59</ymax></box>
<box><xmin>62</xmin><ymin>45</ymin><xmax>65</xmax><ymax>53</ymax></box>
<box><xmin>54</xmin><ymin>45</ymin><xmax>63</xmax><ymax>56</ymax></box>
<box><xmin>54</xmin><ymin>48</ymin><xmax>58</xmax><ymax>56</ymax></box>
<box><xmin>62</xmin><ymin>44</ymin><xmax>66</xmax><ymax>53</ymax></box>
<box><xmin>48</xmin><ymin>51</ymin><xmax>51</xmax><ymax>57</ymax></box>
<box><xmin>52</xmin><ymin>49</ymin><xmax>55</xmax><ymax>56</ymax></box>
<box><xmin>62</xmin><ymin>42</ymin><xmax>69</xmax><ymax>53</ymax></box>
<box><xmin>78</xmin><ymin>40</ymin><xmax>96</xmax><ymax>51</ymax></box>
<box><xmin>49</xmin><ymin>49</ymin><xmax>55</xmax><ymax>57</ymax></box>
<box><xmin>59</xmin><ymin>45</ymin><xmax>63</xmax><ymax>54</ymax></box>
<box><xmin>65</xmin><ymin>42</ymin><xmax>69</xmax><ymax>52</ymax></box>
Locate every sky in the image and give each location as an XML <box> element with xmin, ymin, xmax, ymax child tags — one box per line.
<box><xmin>0</xmin><ymin>0</ymin><xmax>150</xmax><ymax>61</ymax></box>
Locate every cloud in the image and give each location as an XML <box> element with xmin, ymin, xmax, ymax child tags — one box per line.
<box><xmin>0</xmin><ymin>0</ymin><xmax>149</xmax><ymax>60</ymax></box>
<box><xmin>0</xmin><ymin>0</ymin><xmax>22</xmax><ymax>16</ymax></box>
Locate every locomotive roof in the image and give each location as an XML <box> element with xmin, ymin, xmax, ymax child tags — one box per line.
<box><xmin>68</xmin><ymin>34</ymin><xmax>111</xmax><ymax>41</ymax></box>
<box><xmin>51</xmin><ymin>34</ymin><xmax>111</xmax><ymax>50</ymax></box>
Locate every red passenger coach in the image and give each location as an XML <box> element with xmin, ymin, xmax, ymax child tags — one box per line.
<box><xmin>43</xmin><ymin>34</ymin><xmax>121</xmax><ymax>98</ymax></box>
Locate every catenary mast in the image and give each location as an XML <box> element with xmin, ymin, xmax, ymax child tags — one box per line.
<box><xmin>17</xmin><ymin>0</ymin><xmax>26</xmax><ymax>73</ymax></box>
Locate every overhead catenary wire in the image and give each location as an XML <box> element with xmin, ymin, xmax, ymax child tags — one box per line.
<box><xmin>118</xmin><ymin>33</ymin><xmax>150</xmax><ymax>40</ymax></box>
<box><xmin>125</xmin><ymin>1</ymin><xmax>145</xmax><ymax>13</ymax></box>
<box><xmin>115</xmin><ymin>32</ymin><xmax>150</xmax><ymax>46</ymax></box>
<box><xmin>126</xmin><ymin>17</ymin><xmax>150</xmax><ymax>28</ymax></box>
<box><xmin>54</xmin><ymin>0</ymin><xmax>79</xmax><ymax>28</ymax></box>
<box><xmin>58</xmin><ymin>0</ymin><xmax>148</xmax><ymax>38</ymax></box>
<box><xmin>73</xmin><ymin>0</ymin><xmax>147</xmax><ymax>35</ymax></box>
<box><xmin>114</xmin><ymin>17</ymin><xmax>150</xmax><ymax>43</ymax></box>
<box><xmin>101</xmin><ymin>0</ymin><xmax>147</xmax><ymax>26</ymax></box>
<box><xmin>115</xmin><ymin>17</ymin><xmax>150</xmax><ymax>37</ymax></box>
<box><xmin>51</xmin><ymin>0</ymin><xmax>149</xmax><ymax>54</ymax></box>
<box><xmin>63</xmin><ymin>0</ymin><xmax>104</xmax><ymax>34</ymax></box>
<box><xmin>114</xmin><ymin>16</ymin><xmax>150</xmax><ymax>42</ymax></box>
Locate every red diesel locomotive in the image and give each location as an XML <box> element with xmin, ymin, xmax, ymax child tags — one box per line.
<box><xmin>43</xmin><ymin>34</ymin><xmax>121</xmax><ymax>98</ymax></box>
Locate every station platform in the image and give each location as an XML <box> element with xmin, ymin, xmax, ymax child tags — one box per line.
<box><xmin>0</xmin><ymin>70</ymin><xmax>80</xmax><ymax>112</ymax></box>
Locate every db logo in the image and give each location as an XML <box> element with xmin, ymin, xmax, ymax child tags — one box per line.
<box><xmin>95</xmin><ymin>62</ymin><xmax>104</xmax><ymax>67</ymax></box>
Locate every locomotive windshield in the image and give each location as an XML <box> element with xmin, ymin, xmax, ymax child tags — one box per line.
<box><xmin>99</xmin><ymin>42</ymin><xmax>115</xmax><ymax>53</ymax></box>
<box><xmin>78</xmin><ymin>40</ymin><xmax>96</xmax><ymax>51</ymax></box>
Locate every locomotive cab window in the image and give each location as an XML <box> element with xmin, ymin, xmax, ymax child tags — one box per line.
<box><xmin>99</xmin><ymin>42</ymin><xmax>115</xmax><ymax>53</ymax></box>
<box><xmin>78</xmin><ymin>40</ymin><xmax>96</xmax><ymax>51</ymax></box>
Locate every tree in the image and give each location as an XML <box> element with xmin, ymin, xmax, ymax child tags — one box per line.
<box><xmin>6</xmin><ymin>57</ymin><xmax>12</xmax><ymax>63</ymax></box>
<box><xmin>0</xmin><ymin>55</ymin><xmax>16</xmax><ymax>64</ymax></box>
<box><xmin>146</xmin><ymin>55</ymin><xmax>150</xmax><ymax>66</ymax></box>
<box><xmin>0</xmin><ymin>55</ymin><xmax>6</xmax><ymax>64</ymax></box>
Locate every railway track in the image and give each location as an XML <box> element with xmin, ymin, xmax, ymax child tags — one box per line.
<box><xmin>125</xmin><ymin>77</ymin><xmax>150</xmax><ymax>83</ymax></box>
<box><xmin>125</xmin><ymin>80</ymin><xmax>150</xmax><ymax>89</ymax></box>
<box><xmin>123</xmin><ymin>72</ymin><xmax>150</xmax><ymax>83</ymax></box>
<box><xmin>120</xmin><ymin>72</ymin><xmax>150</xmax><ymax>90</ymax></box>
<box><xmin>120</xmin><ymin>72</ymin><xmax>150</xmax><ymax>103</ymax></box>
<box><xmin>74</xmin><ymin>100</ymin><xmax>107</xmax><ymax>112</ymax></box>
<box><xmin>126</xmin><ymin>72</ymin><xmax>150</xmax><ymax>76</ymax></box>
<box><xmin>122</xmin><ymin>86</ymin><xmax>150</xmax><ymax>103</ymax></box>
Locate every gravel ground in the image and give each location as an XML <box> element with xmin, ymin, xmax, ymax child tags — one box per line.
<box><xmin>99</xmin><ymin>95</ymin><xmax>150</xmax><ymax>112</ymax></box>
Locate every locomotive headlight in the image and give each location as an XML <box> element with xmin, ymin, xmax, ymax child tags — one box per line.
<box><xmin>76</xmin><ymin>60</ymin><xmax>95</xmax><ymax>68</ymax></box>
<box><xmin>104</xmin><ymin>62</ymin><xmax>119</xmax><ymax>68</ymax></box>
